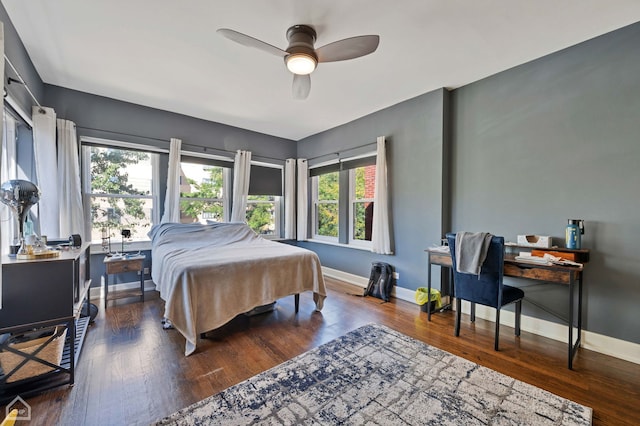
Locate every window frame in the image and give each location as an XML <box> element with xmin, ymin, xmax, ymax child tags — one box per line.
<box><xmin>245</xmin><ymin>161</ymin><xmax>283</xmax><ymax>239</ymax></box>
<box><xmin>311</xmin><ymin>171</ymin><xmax>340</xmax><ymax>242</ymax></box>
<box><xmin>1</xmin><ymin>108</ymin><xmax>20</xmax><ymax>254</ymax></box>
<box><xmin>309</xmin><ymin>152</ymin><xmax>376</xmax><ymax>247</ymax></box>
<box><xmin>348</xmin><ymin>166</ymin><xmax>375</xmax><ymax>248</ymax></box>
<box><xmin>81</xmin><ymin>138</ymin><xmax>161</xmax><ymax>247</ymax></box>
<box><xmin>178</xmin><ymin>154</ymin><xmax>232</xmax><ymax>224</ymax></box>
<box><xmin>246</xmin><ymin>194</ymin><xmax>281</xmax><ymax>238</ymax></box>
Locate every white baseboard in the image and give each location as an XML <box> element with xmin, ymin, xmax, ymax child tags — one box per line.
<box><xmin>322</xmin><ymin>267</ymin><xmax>640</xmax><ymax>365</ymax></box>
<box><xmin>322</xmin><ymin>266</ymin><xmax>369</xmax><ymax>294</ymax></box>
<box><xmin>89</xmin><ymin>277</ymin><xmax>156</xmax><ymax>300</ymax></box>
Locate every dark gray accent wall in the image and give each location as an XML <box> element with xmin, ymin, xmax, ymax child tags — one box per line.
<box><xmin>294</xmin><ymin>22</ymin><xmax>640</xmax><ymax>345</ymax></box>
<box><xmin>43</xmin><ymin>85</ymin><xmax>297</xmax><ymax>160</ymax></box>
<box><xmin>296</xmin><ymin>88</ymin><xmax>450</xmax><ymax>292</ymax></box>
<box><xmin>451</xmin><ymin>22</ymin><xmax>640</xmax><ymax>343</ymax></box>
<box><xmin>1</xmin><ymin>5</ymin><xmax>44</xmax><ymax>114</ymax></box>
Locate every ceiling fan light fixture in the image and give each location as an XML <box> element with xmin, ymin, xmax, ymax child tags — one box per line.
<box><xmin>286</xmin><ymin>53</ymin><xmax>317</xmax><ymax>75</ymax></box>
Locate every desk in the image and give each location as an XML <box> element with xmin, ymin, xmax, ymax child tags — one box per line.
<box><xmin>426</xmin><ymin>246</ymin><xmax>588</xmax><ymax>369</ymax></box>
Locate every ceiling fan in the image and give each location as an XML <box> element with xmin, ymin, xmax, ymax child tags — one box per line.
<box><xmin>217</xmin><ymin>25</ymin><xmax>380</xmax><ymax>100</ymax></box>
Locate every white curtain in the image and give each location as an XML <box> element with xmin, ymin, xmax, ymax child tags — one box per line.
<box><xmin>33</xmin><ymin>106</ymin><xmax>58</xmax><ymax>238</ymax></box>
<box><xmin>56</xmin><ymin>119</ymin><xmax>84</xmax><ymax>239</ymax></box>
<box><xmin>1</xmin><ymin>112</ymin><xmax>17</xmax><ymax>254</ymax></box>
<box><xmin>372</xmin><ymin>136</ymin><xmax>392</xmax><ymax>254</ymax></box>
<box><xmin>0</xmin><ymin>21</ymin><xmax>4</xmax><ymax>307</ymax></box>
<box><xmin>284</xmin><ymin>158</ymin><xmax>296</xmax><ymax>239</ymax></box>
<box><xmin>230</xmin><ymin>150</ymin><xmax>251</xmax><ymax>222</ymax></box>
<box><xmin>222</xmin><ymin>168</ymin><xmax>231</xmax><ymax>222</ymax></box>
<box><xmin>296</xmin><ymin>158</ymin><xmax>308</xmax><ymax>241</ymax></box>
<box><xmin>161</xmin><ymin>138</ymin><xmax>182</xmax><ymax>223</ymax></box>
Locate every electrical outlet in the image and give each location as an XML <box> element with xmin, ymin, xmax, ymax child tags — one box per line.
<box><xmin>144</xmin><ymin>267</ymin><xmax>150</xmax><ymax>275</ymax></box>
<box><xmin>393</xmin><ymin>272</ymin><xmax>399</xmax><ymax>279</ymax></box>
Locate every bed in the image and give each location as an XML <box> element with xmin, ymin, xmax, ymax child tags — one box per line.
<box><xmin>149</xmin><ymin>222</ymin><xmax>327</xmax><ymax>355</ymax></box>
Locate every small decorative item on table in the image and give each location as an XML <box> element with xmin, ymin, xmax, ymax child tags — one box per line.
<box><xmin>120</xmin><ymin>229</ymin><xmax>131</xmax><ymax>253</ymax></box>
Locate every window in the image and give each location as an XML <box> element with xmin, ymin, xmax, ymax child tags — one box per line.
<box><xmin>246</xmin><ymin>195</ymin><xmax>279</xmax><ymax>236</ymax></box>
<box><xmin>245</xmin><ymin>164</ymin><xmax>283</xmax><ymax>237</ymax></box>
<box><xmin>179</xmin><ymin>159</ymin><xmax>229</xmax><ymax>223</ymax></box>
<box><xmin>310</xmin><ymin>154</ymin><xmax>375</xmax><ymax>246</ymax></box>
<box><xmin>350</xmin><ymin>164</ymin><xmax>376</xmax><ymax>244</ymax></box>
<box><xmin>1</xmin><ymin>109</ymin><xmax>19</xmax><ymax>253</ymax></box>
<box><xmin>312</xmin><ymin>171</ymin><xmax>339</xmax><ymax>240</ymax></box>
<box><xmin>83</xmin><ymin>143</ymin><xmax>159</xmax><ymax>243</ymax></box>
<box><xmin>2</xmin><ymin>100</ymin><xmax>36</xmax><ymax>253</ymax></box>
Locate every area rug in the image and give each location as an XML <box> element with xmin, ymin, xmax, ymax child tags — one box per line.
<box><xmin>154</xmin><ymin>324</ymin><xmax>592</xmax><ymax>425</ymax></box>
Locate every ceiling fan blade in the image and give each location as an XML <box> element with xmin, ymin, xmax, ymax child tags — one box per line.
<box><xmin>292</xmin><ymin>74</ymin><xmax>311</xmax><ymax>100</ymax></box>
<box><xmin>217</xmin><ymin>28</ymin><xmax>287</xmax><ymax>57</ymax></box>
<box><xmin>316</xmin><ymin>35</ymin><xmax>380</xmax><ymax>63</ymax></box>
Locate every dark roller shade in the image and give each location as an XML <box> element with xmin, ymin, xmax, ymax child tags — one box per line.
<box><xmin>181</xmin><ymin>154</ymin><xmax>233</xmax><ymax>168</ymax></box>
<box><xmin>309</xmin><ymin>155</ymin><xmax>375</xmax><ymax>177</ymax></box>
<box><xmin>249</xmin><ymin>164</ymin><xmax>282</xmax><ymax>196</ymax></box>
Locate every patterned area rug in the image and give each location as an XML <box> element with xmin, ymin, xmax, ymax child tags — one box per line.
<box><xmin>154</xmin><ymin>324</ymin><xmax>592</xmax><ymax>425</ymax></box>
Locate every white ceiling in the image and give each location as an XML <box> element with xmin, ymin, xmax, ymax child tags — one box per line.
<box><xmin>3</xmin><ymin>1</ymin><xmax>640</xmax><ymax>141</ymax></box>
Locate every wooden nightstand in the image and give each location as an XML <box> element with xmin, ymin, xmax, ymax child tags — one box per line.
<box><xmin>103</xmin><ymin>254</ymin><xmax>145</xmax><ymax>309</ymax></box>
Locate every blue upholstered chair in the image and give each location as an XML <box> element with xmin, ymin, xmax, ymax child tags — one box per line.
<box><xmin>446</xmin><ymin>233</ymin><xmax>524</xmax><ymax>350</ymax></box>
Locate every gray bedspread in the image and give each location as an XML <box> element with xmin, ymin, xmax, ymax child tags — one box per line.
<box><xmin>149</xmin><ymin>222</ymin><xmax>327</xmax><ymax>355</ymax></box>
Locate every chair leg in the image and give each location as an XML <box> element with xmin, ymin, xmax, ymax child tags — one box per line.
<box><xmin>494</xmin><ymin>308</ymin><xmax>501</xmax><ymax>351</ymax></box>
<box><xmin>455</xmin><ymin>298</ymin><xmax>461</xmax><ymax>337</ymax></box>
<box><xmin>515</xmin><ymin>300</ymin><xmax>522</xmax><ymax>336</ymax></box>
<box><xmin>470</xmin><ymin>302</ymin><xmax>476</xmax><ymax>322</ymax></box>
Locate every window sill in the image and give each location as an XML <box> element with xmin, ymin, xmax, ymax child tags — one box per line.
<box><xmin>90</xmin><ymin>240</ymin><xmax>152</xmax><ymax>254</ymax></box>
<box><xmin>260</xmin><ymin>235</ymin><xmax>283</xmax><ymax>241</ymax></box>
<box><xmin>304</xmin><ymin>238</ymin><xmax>372</xmax><ymax>252</ymax></box>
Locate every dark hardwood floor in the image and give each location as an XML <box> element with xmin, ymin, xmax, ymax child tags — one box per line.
<box><xmin>5</xmin><ymin>278</ymin><xmax>639</xmax><ymax>425</ymax></box>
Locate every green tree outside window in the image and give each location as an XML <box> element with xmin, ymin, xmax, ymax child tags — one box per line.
<box><xmin>317</xmin><ymin>172</ymin><xmax>339</xmax><ymax>237</ymax></box>
<box><xmin>89</xmin><ymin>147</ymin><xmax>151</xmax><ymax>240</ymax></box>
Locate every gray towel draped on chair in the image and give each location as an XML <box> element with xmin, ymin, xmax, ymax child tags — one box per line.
<box><xmin>455</xmin><ymin>231</ymin><xmax>493</xmax><ymax>275</ymax></box>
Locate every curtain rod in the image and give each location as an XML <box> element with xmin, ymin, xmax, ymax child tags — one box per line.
<box><xmin>3</xmin><ymin>55</ymin><xmax>46</xmax><ymax>113</ymax></box>
<box><xmin>75</xmin><ymin>125</ymin><xmax>287</xmax><ymax>163</ymax></box>
<box><xmin>306</xmin><ymin>140</ymin><xmax>377</xmax><ymax>162</ymax></box>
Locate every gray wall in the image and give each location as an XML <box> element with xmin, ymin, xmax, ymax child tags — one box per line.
<box><xmin>3</xmin><ymin>1</ymin><xmax>298</xmax><ymax>290</ymax></box>
<box><xmin>295</xmin><ymin>22</ymin><xmax>640</xmax><ymax>345</ymax></box>
<box><xmin>44</xmin><ymin>85</ymin><xmax>297</xmax><ymax>160</ymax></box>
<box><xmin>296</xmin><ymin>89</ymin><xmax>450</xmax><ymax>291</ymax></box>
<box><xmin>1</xmin><ymin>5</ymin><xmax>44</xmax><ymax>114</ymax></box>
<box><xmin>42</xmin><ymin>85</ymin><xmax>297</xmax><ymax>287</ymax></box>
<box><xmin>451</xmin><ymin>22</ymin><xmax>640</xmax><ymax>343</ymax></box>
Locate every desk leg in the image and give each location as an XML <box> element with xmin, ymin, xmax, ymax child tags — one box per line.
<box><xmin>568</xmin><ymin>273</ymin><xmax>582</xmax><ymax>370</ymax></box>
<box><xmin>140</xmin><ymin>270</ymin><xmax>145</xmax><ymax>303</ymax></box>
<box><xmin>578</xmin><ymin>273</ymin><xmax>583</xmax><ymax>343</ymax></box>
<box><xmin>427</xmin><ymin>257</ymin><xmax>432</xmax><ymax>321</ymax></box>
<box><xmin>449</xmin><ymin>268</ymin><xmax>454</xmax><ymax>307</ymax></box>
<box><xmin>103</xmin><ymin>273</ymin><xmax>108</xmax><ymax>310</ymax></box>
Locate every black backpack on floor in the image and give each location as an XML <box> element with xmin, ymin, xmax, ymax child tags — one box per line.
<box><xmin>366</xmin><ymin>262</ymin><xmax>394</xmax><ymax>302</ymax></box>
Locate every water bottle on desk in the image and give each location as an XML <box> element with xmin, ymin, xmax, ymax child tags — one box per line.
<box><xmin>565</xmin><ymin>219</ymin><xmax>584</xmax><ymax>249</ymax></box>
